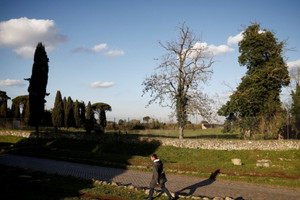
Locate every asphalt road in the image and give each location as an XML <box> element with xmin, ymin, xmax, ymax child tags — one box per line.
<box><xmin>0</xmin><ymin>154</ymin><xmax>299</xmax><ymax>200</ymax></box>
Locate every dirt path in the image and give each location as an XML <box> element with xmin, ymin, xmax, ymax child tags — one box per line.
<box><xmin>0</xmin><ymin>154</ymin><xmax>299</xmax><ymax>200</ymax></box>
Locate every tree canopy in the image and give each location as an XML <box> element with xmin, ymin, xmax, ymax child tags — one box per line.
<box><xmin>142</xmin><ymin>23</ymin><xmax>214</xmax><ymax>139</ymax></box>
<box><xmin>26</xmin><ymin>42</ymin><xmax>49</xmax><ymax>135</ymax></box>
<box><xmin>52</xmin><ymin>91</ymin><xmax>64</xmax><ymax>132</ymax></box>
<box><xmin>218</xmin><ymin>23</ymin><xmax>290</xmax><ymax>138</ymax></box>
<box><xmin>92</xmin><ymin>102</ymin><xmax>112</xmax><ymax>133</ymax></box>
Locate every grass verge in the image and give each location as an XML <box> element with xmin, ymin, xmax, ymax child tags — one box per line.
<box><xmin>0</xmin><ymin>135</ymin><xmax>299</xmax><ymax>189</ymax></box>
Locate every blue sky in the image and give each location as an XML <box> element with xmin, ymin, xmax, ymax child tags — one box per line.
<box><xmin>1</xmin><ymin>0</ymin><xmax>300</xmax><ymax>123</ymax></box>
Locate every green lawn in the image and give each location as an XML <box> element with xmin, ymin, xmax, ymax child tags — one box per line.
<box><xmin>0</xmin><ymin>134</ymin><xmax>299</xmax><ymax>189</ymax></box>
<box><xmin>117</xmin><ymin>128</ymin><xmax>238</xmax><ymax>139</ymax></box>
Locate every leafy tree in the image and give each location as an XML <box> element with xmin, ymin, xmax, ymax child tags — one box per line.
<box><xmin>85</xmin><ymin>101</ymin><xmax>94</xmax><ymax>133</ymax></box>
<box><xmin>11</xmin><ymin>95</ymin><xmax>29</xmax><ymax>120</ymax></box>
<box><xmin>218</xmin><ymin>23</ymin><xmax>290</xmax><ymax>138</ymax></box>
<box><xmin>92</xmin><ymin>102</ymin><xmax>112</xmax><ymax>133</ymax></box>
<box><xmin>142</xmin><ymin>23</ymin><xmax>214</xmax><ymax>139</ymax></box>
<box><xmin>0</xmin><ymin>91</ymin><xmax>10</xmax><ymax>118</ymax></box>
<box><xmin>25</xmin><ymin>42</ymin><xmax>49</xmax><ymax>136</ymax></box>
<box><xmin>52</xmin><ymin>91</ymin><xmax>64</xmax><ymax>132</ymax></box>
<box><xmin>291</xmin><ymin>83</ymin><xmax>300</xmax><ymax>138</ymax></box>
<box><xmin>143</xmin><ymin>116</ymin><xmax>151</xmax><ymax>124</ymax></box>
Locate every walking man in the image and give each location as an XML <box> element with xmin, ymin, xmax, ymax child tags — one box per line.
<box><xmin>146</xmin><ymin>154</ymin><xmax>174</xmax><ymax>200</ymax></box>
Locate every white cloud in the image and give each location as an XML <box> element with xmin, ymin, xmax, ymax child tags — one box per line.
<box><xmin>72</xmin><ymin>43</ymin><xmax>107</xmax><ymax>54</ymax></box>
<box><xmin>92</xmin><ymin>43</ymin><xmax>107</xmax><ymax>52</ymax></box>
<box><xmin>227</xmin><ymin>31</ymin><xmax>244</xmax><ymax>46</ymax></box>
<box><xmin>192</xmin><ymin>42</ymin><xmax>233</xmax><ymax>57</ymax></box>
<box><xmin>0</xmin><ymin>79</ymin><xmax>25</xmax><ymax>86</ymax></box>
<box><xmin>227</xmin><ymin>30</ymin><xmax>266</xmax><ymax>46</ymax></box>
<box><xmin>206</xmin><ymin>44</ymin><xmax>234</xmax><ymax>55</ymax></box>
<box><xmin>0</xmin><ymin>17</ymin><xmax>67</xmax><ymax>58</ymax></box>
<box><xmin>104</xmin><ymin>50</ymin><xmax>125</xmax><ymax>57</ymax></box>
<box><xmin>288</xmin><ymin>59</ymin><xmax>300</xmax><ymax>69</ymax></box>
<box><xmin>72</xmin><ymin>43</ymin><xmax>124</xmax><ymax>57</ymax></box>
<box><xmin>90</xmin><ymin>81</ymin><xmax>115</xmax><ymax>88</ymax></box>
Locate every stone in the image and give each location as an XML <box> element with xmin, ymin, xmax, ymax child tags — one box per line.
<box><xmin>191</xmin><ymin>196</ymin><xmax>202</xmax><ymax>199</ymax></box>
<box><xmin>256</xmin><ymin>159</ymin><xmax>272</xmax><ymax>167</ymax></box>
<box><xmin>231</xmin><ymin>158</ymin><xmax>242</xmax><ymax>166</ymax></box>
<box><xmin>213</xmin><ymin>197</ymin><xmax>224</xmax><ymax>200</ymax></box>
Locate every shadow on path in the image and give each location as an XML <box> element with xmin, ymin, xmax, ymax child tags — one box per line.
<box><xmin>176</xmin><ymin>169</ymin><xmax>220</xmax><ymax>196</ymax></box>
<box><xmin>0</xmin><ymin>133</ymin><xmax>161</xmax><ymax>200</ymax></box>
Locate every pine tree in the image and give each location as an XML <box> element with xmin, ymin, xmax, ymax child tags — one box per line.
<box><xmin>26</xmin><ymin>43</ymin><xmax>49</xmax><ymax>136</ymax></box>
<box><xmin>52</xmin><ymin>91</ymin><xmax>64</xmax><ymax>132</ymax></box>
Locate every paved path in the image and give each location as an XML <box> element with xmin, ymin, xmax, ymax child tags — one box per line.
<box><xmin>0</xmin><ymin>154</ymin><xmax>299</xmax><ymax>200</ymax></box>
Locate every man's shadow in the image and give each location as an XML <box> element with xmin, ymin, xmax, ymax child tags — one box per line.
<box><xmin>175</xmin><ymin>169</ymin><xmax>220</xmax><ymax>196</ymax></box>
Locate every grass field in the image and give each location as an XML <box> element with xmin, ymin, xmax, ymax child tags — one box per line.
<box><xmin>125</xmin><ymin>128</ymin><xmax>238</xmax><ymax>139</ymax></box>
<box><xmin>0</xmin><ymin>133</ymin><xmax>299</xmax><ymax>189</ymax></box>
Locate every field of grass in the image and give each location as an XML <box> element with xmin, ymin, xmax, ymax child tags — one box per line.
<box><xmin>125</xmin><ymin>128</ymin><xmax>238</xmax><ymax>139</ymax></box>
<box><xmin>0</xmin><ymin>133</ymin><xmax>299</xmax><ymax>189</ymax></box>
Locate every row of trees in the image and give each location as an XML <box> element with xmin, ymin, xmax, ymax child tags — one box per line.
<box><xmin>1</xmin><ymin>23</ymin><xmax>299</xmax><ymax>139</ymax></box>
<box><xmin>1</xmin><ymin>43</ymin><xmax>112</xmax><ymax>135</ymax></box>
<box><xmin>142</xmin><ymin>22</ymin><xmax>299</xmax><ymax>139</ymax></box>
<box><xmin>51</xmin><ymin>90</ymin><xmax>112</xmax><ymax>133</ymax></box>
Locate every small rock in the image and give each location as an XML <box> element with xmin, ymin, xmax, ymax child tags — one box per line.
<box><xmin>213</xmin><ymin>197</ymin><xmax>224</xmax><ymax>200</ymax></box>
<box><xmin>127</xmin><ymin>185</ymin><xmax>135</xmax><ymax>190</ymax></box>
<box><xmin>256</xmin><ymin>159</ymin><xmax>271</xmax><ymax>167</ymax></box>
<box><xmin>191</xmin><ymin>196</ymin><xmax>202</xmax><ymax>199</ymax></box>
<box><xmin>111</xmin><ymin>181</ymin><xmax>118</xmax><ymax>186</ymax></box>
<box><xmin>231</xmin><ymin>158</ymin><xmax>242</xmax><ymax>165</ymax></box>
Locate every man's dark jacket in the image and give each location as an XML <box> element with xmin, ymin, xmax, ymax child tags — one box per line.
<box><xmin>150</xmin><ymin>159</ymin><xmax>166</xmax><ymax>188</ymax></box>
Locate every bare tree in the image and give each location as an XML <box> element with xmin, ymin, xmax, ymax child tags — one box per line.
<box><xmin>142</xmin><ymin>23</ymin><xmax>214</xmax><ymax>139</ymax></box>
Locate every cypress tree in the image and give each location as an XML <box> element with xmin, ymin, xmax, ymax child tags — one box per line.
<box><xmin>26</xmin><ymin>42</ymin><xmax>49</xmax><ymax>136</ymax></box>
<box><xmin>65</xmin><ymin>96</ymin><xmax>75</xmax><ymax>128</ymax></box>
<box><xmin>74</xmin><ymin>100</ymin><xmax>80</xmax><ymax>128</ymax></box>
<box><xmin>63</xmin><ymin>97</ymin><xmax>67</xmax><ymax>127</ymax></box>
<box><xmin>85</xmin><ymin>101</ymin><xmax>94</xmax><ymax>133</ymax></box>
<box><xmin>79</xmin><ymin>101</ymin><xmax>86</xmax><ymax>127</ymax></box>
<box><xmin>52</xmin><ymin>91</ymin><xmax>64</xmax><ymax>132</ymax></box>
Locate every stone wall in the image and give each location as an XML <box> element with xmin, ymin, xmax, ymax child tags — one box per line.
<box><xmin>1</xmin><ymin>130</ymin><xmax>299</xmax><ymax>150</ymax></box>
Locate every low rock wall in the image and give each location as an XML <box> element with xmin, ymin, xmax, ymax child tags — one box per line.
<box><xmin>1</xmin><ymin>130</ymin><xmax>300</xmax><ymax>150</ymax></box>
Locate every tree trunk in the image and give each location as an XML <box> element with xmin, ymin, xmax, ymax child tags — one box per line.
<box><xmin>35</xmin><ymin>125</ymin><xmax>39</xmax><ymax>138</ymax></box>
<box><xmin>179</xmin><ymin>126</ymin><xmax>184</xmax><ymax>139</ymax></box>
